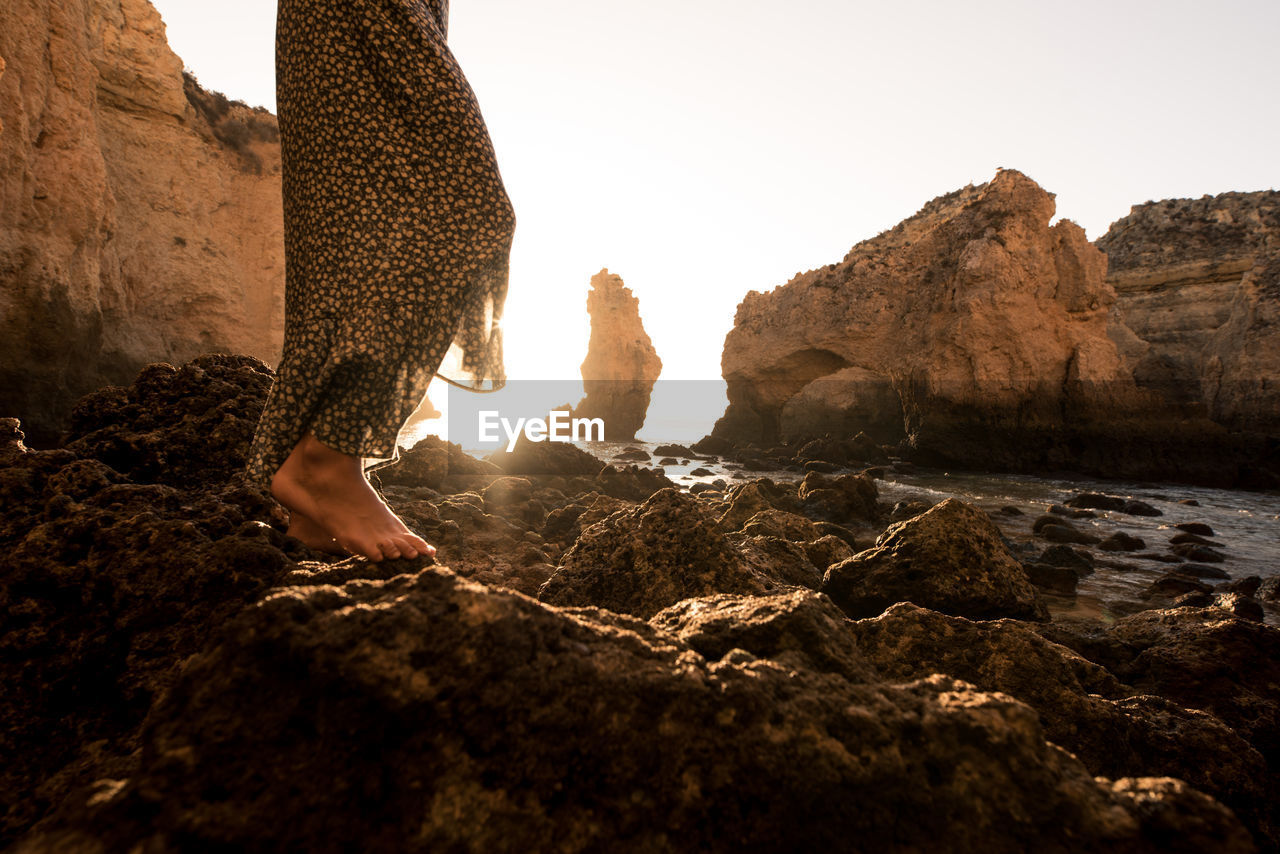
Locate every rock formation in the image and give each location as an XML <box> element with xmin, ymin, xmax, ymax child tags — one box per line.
<box><xmin>709</xmin><ymin>170</ymin><xmax>1274</xmax><ymax>487</ymax></box>
<box><xmin>1098</xmin><ymin>191</ymin><xmax>1280</xmax><ymax>434</ymax></box>
<box><xmin>2</xmin><ymin>355</ymin><xmax>1277</xmax><ymax>851</ymax></box>
<box><xmin>0</xmin><ymin>0</ymin><xmax>284</xmax><ymax>445</ymax></box>
<box><xmin>571</xmin><ymin>269</ymin><xmax>662</xmax><ymax>441</ymax></box>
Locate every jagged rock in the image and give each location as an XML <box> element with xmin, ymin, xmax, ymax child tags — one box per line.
<box><xmin>380</xmin><ymin>435</ymin><xmax>502</xmax><ymax>490</ymax></box>
<box><xmin>0</xmin><ymin>0</ymin><xmax>285</xmax><ymax>444</ymax></box>
<box><xmin>538</xmin><ymin>489</ymin><xmax>769</xmax><ymax>618</ymax></box>
<box><xmin>847</xmin><ymin>603</ymin><xmax>1274</xmax><ymax>848</ymax></box>
<box><xmin>488</xmin><ymin>436</ymin><xmax>604</xmax><ymax>477</ymax></box>
<box><xmin>1048</xmin><ymin>608</ymin><xmax>1280</xmax><ymax>768</ymax></box>
<box><xmin>650</xmin><ymin>590</ymin><xmax>876</xmax><ymax>683</ymax></box>
<box><xmin>570</xmin><ymin>269</ymin><xmax>662</xmax><ymax>441</ymax></box>
<box><xmin>0</xmin><ymin>357</ymin><xmax>413</xmax><ymax>844</ymax></box>
<box><xmin>739</xmin><ymin>509</ymin><xmax>822</xmax><ymax>542</ymax></box>
<box><xmin>728</xmin><ymin>534</ymin><xmax>823</xmax><ymax>590</ymax></box>
<box><xmin>796</xmin><ymin>471</ymin><xmax>878</xmax><ymax>524</ymax></box>
<box><xmin>24</xmin><ymin>569</ymin><xmax>1254</xmax><ymax>852</ymax></box>
<box><xmin>593</xmin><ymin>464</ymin><xmax>677</xmax><ymax>501</ymax></box>
<box><xmin>802</xmin><ymin>534</ymin><xmax>856</xmax><ymax>571</ymax></box>
<box><xmin>1099</xmin><ymin>191</ymin><xmax>1280</xmax><ymax>448</ymax></box>
<box><xmin>821</xmin><ymin>499</ymin><xmax>1048</xmax><ymax>621</ymax></box>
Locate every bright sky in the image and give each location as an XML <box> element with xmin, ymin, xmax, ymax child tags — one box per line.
<box><xmin>152</xmin><ymin>0</ymin><xmax>1279</xmax><ymax>397</ymax></box>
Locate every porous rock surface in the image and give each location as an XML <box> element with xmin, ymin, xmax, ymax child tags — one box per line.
<box><xmin>822</xmin><ymin>498</ymin><xmax>1049</xmax><ymax>622</ymax></box>
<box><xmin>1</xmin><ymin>356</ymin><xmax>1273</xmax><ymax>852</ymax></box>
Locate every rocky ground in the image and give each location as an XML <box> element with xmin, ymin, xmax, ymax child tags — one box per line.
<box><xmin>3</xmin><ymin>356</ymin><xmax>1278</xmax><ymax>852</ymax></box>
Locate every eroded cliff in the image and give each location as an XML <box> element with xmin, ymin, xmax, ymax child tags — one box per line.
<box><xmin>711</xmin><ymin>170</ymin><xmax>1270</xmax><ymax>486</ymax></box>
<box><xmin>0</xmin><ymin>0</ymin><xmax>284</xmax><ymax>444</ymax></box>
<box><xmin>1099</xmin><ymin>191</ymin><xmax>1280</xmax><ymax>434</ymax></box>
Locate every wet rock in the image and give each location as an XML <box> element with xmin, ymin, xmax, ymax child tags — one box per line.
<box><xmin>1049</xmin><ymin>503</ymin><xmax>1097</xmax><ymax>519</ymax></box>
<box><xmin>690</xmin><ymin>434</ymin><xmax>734</xmax><ymax>455</ymax></box>
<box><xmin>1024</xmin><ymin>563</ymin><xmax>1078</xmax><ymax>596</ymax></box>
<box><xmin>689</xmin><ymin>467</ymin><xmax>714</xmax><ymax>477</ymax></box>
<box><xmin>1176</xmin><ymin>521</ymin><xmax>1216</xmax><ymax>537</ymax></box>
<box><xmin>1178</xmin><ymin>563</ymin><xmax>1231</xmax><ymax>580</ymax></box>
<box><xmin>653</xmin><ymin>443</ymin><xmax>695</xmax><ymax>457</ymax></box>
<box><xmin>23</xmin><ymin>569</ymin><xmax>1250</xmax><ymax>853</ymax></box>
<box><xmin>657</xmin><ymin>456</ymin><xmax>679</xmax><ymax>466</ymax></box>
<box><xmin>822</xmin><ymin>499</ymin><xmax>1048</xmax><ymax>622</ymax></box>
<box><xmin>539</xmin><ymin>488</ymin><xmax>767</xmax><ymax>618</ymax></box>
<box><xmin>1099</xmin><ymin>531</ymin><xmax>1146</xmax><ymax>552</ymax></box>
<box><xmin>1142</xmin><ymin>572</ymin><xmax>1213</xmax><ymax>601</ymax></box>
<box><xmin>1035</xmin><ymin>544</ymin><xmax>1095</xmax><ymax>576</ymax></box>
<box><xmin>614</xmin><ymin>447</ymin><xmax>651</xmax><ymax>462</ymax></box>
<box><xmin>998</xmin><ymin>505</ymin><xmax>1024</xmax><ymax>516</ymax></box>
<box><xmin>1219</xmin><ymin>576</ymin><xmax>1261</xmax><ymax>598</ymax></box>
<box><xmin>1171</xmin><ymin>543</ymin><xmax>1226</xmax><ymax>563</ymax></box>
<box><xmin>1212</xmin><ymin>593</ymin><xmax>1266</xmax><ymax>623</ymax></box>
<box><xmin>1038</xmin><ymin>521</ymin><xmax>1102</xmax><ymax>545</ymax></box>
<box><xmin>802</xmin><ymin>459</ymin><xmax>840</xmax><ymax>474</ymax></box>
<box><xmin>1170</xmin><ymin>531</ymin><xmax>1217</xmax><ymax>547</ymax></box>
<box><xmin>1066</xmin><ymin>494</ymin><xmax>1163</xmax><ymax>517</ymax></box>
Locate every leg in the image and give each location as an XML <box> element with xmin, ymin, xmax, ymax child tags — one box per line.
<box><xmin>270</xmin><ymin>432</ymin><xmax>434</xmax><ymax>562</ymax></box>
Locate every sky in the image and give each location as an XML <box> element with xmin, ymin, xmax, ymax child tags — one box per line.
<box><xmin>151</xmin><ymin>0</ymin><xmax>1279</xmax><ymax>438</ymax></box>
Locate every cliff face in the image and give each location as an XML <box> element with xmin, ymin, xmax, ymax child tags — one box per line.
<box><xmin>0</xmin><ymin>0</ymin><xmax>284</xmax><ymax>444</ymax></box>
<box><xmin>1098</xmin><ymin>192</ymin><xmax>1280</xmax><ymax>434</ymax></box>
<box><xmin>712</xmin><ymin>170</ymin><xmax>1270</xmax><ymax>486</ymax></box>
<box><xmin>572</xmin><ymin>268</ymin><xmax>662</xmax><ymax>441</ymax></box>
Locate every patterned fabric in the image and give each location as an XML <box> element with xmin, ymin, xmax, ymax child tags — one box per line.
<box><xmin>245</xmin><ymin>0</ymin><xmax>515</xmax><ymax>484</ymax></box>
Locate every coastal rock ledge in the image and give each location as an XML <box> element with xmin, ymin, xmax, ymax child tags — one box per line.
<box><xmin>710</xmin><ymin>170</ymin><xmax>1276</xmax><ymax>487</ymax></box>
<box><xmin>2</xmin><ymin>356</ymin><xmax>1276</xmax><ymax>852</ymax></box>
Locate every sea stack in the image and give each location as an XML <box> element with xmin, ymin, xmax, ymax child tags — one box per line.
<box><xmin>572</xmin><ymin>268</ymin><xmax>663</xmax><ymax>442</ymax></box>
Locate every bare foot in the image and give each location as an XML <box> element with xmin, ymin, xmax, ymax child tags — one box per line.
<box><xmin>270</xmin><ymin>433</ymin><xmax>435</xmax><ymax>562</ymax></box>
<box><xmin>285</xmin><ymin>509</ymin><xmax>345</xmax><ymax>556</ymax></box>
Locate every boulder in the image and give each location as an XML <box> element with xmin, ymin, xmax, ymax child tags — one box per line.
<box><xmin>538</xmin><ymin>488</ymin><xmax>767</xmax><ymax>618</ymax></box>
<box><xmin>821</xmin><ymin>499</ymin><xmax>1048</xmax><ymax>621</ymax></box>
<box><xmin>1099</xmin><ymin>531</ymin><xmax>1146</xmax><ymax>552</ymax></box>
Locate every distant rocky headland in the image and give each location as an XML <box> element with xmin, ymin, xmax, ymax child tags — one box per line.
<box><xmin>709</xmin><ymin>171</ymin><xmax>1278</xmax><ymax>489</ymax></box>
